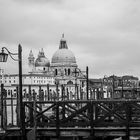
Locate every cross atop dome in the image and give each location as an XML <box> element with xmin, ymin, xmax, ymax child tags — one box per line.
<box><xmin>59</xmin><ymin>34</ymin><xmax>68</xmax><ymax>49</ymax></box>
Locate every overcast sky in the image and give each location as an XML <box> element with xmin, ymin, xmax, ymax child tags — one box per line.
<box><xmin>0</xmin><ymin>0</ymin><xmax>140</xmax><ymax>78</ymax></box>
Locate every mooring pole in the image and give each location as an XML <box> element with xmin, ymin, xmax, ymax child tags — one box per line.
<box><xmin>1</xmin><ymin>83</ymin><xmax>4</xmax><ymax>129</ymax></box>
<box><xmin>47</xmin><ymin>84</ymin><xmax>50</xmax><ymax>101</ymax></box>
<box><xmin>126</xmin><ymin>102</ymin><xmax>131</xmax><ymax>140</ymax></box>
<box><xmin>18</xmin><ymin>45</ymin><xmax>25</xmax><ymax>140</ymax></box>
<box><xmin>86</xmin><ymin>66</ymin><xmax>89</xmax><ymax>100</ymax></box>
<box><xmin>56</xmin><ymin>102</ymin><xmax>60</xmax><ymax>138</ymax></box>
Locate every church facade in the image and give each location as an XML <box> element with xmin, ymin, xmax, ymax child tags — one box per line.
<box><xmin>0</xmin><ymin>36</ymin><xmax>87</xmax><ymax>100</ymax></box>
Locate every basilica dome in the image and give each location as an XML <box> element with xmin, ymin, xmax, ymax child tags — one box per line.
<box><xmin>35</xmin><ymin>49</ymin><xmax>50</xmax><ymax>67</ymax></box>
<box><xmin>51</xmin><ymin>36</ymin><xmax>77</xmax><ymax>67</ymax></box>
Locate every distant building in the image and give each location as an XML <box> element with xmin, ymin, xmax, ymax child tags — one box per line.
<box><xmin>0</xmin><ymin>35</ymin><xmax>87</xmax><ymax>100</ymax></box>
<box><xmin>87</xmin><ymin>75</ymin><xmax>140</xmax><ymax>100</ymax></box>
<box><xmin>102</xmin><ymin>75</ymin><xmax>140</xmax><ymax>99</ymax></box>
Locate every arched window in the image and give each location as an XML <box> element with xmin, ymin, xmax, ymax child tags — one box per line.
<box><xmin>65</xmin><ymin>68</ymin><xmax>67</xmax><ymax>75</ymax></box>
<box><xmin>55</xmin><ymin>69</ymin><xmax>58</xmax><ymax>76</ymax></box>
<box><xmin>68</xmin><ymin>68</ymin><xmax>71</xmax><ymax>75</ymax></box>
<box><xmin>67</xmin><ymin>80</ymin><xmax>73</xmax><ymax>85</ymax></box>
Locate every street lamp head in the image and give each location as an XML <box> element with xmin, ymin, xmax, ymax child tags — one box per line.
<box><xmin>0</xmin><ymin>48</ymin><xmax>8</xmax><ymax>62</ymax></box>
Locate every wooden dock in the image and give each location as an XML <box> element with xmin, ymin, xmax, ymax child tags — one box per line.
<box><xmin>1</xmin><ymin>99</ymin><xmax>140</xmax><ymax>140</ymax></box>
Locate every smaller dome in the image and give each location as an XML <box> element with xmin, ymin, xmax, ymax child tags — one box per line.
<box><xmin>35</xmin><ymin>57</ymin><xmax>50</xmax><ymax>67</ymax></box>
<box><xmin>35</xmin><ymin>48</ymin><xmax>50</xmax><ymax>67</ymax></box>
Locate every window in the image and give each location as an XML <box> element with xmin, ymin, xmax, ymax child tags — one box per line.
<box><xmin>67</xmin><ymin>80</ymin><xmax>73</xmax><ymax>85</ymax></box>
<box><xmin>55</xmin><ymin>69</ymin><xmax>58</xmax><ymax>75</ymax></box>
<box><xmin>8</xmin><ymin>90</ymin><xmax>11</xmax><ymax>96</ymax></box>
<box><xmin>65</xmin><ymin>68</ymin><xmax>67</xmax><ymax>75</ymax></box>
<box><xmin>68</xmin><ymin>69</ymin><xmax>71</xmax><ymax>75</ymax></box>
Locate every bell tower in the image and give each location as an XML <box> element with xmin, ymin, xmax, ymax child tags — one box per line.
<box><xmin>28</xmin><ymin>50</ymin><xmax>35</xmax><ymax>72</ymax></box>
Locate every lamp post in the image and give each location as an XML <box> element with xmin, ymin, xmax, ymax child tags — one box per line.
<box><xmin>0</xmin><ymin>44</ymin><xmax>25</xmax><ymax>139</ymax></box>
<box><xmin>86</xmin><ymin>66</ymin><xmax>89</xmax><ymax>100</ymax></box>
<box><xmin>121</xmin><ymin>77</ymin><xmax>124</xmax><ymax>98</ymax></box>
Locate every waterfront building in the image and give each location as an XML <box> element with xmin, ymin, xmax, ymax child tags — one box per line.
<box><xmin>0</xmin><ymin>35</ymin><xmax>87</xmax><ymax>100</ymax></box>
<box><xmin>86</xmin><ymin>75</ymin><xmax>140</xmax><ymax>100</ymax></box>
<box><xmin>102</xmin><ymin>75</ymin><xmax>140</xmax><ymax>99</ymax></box>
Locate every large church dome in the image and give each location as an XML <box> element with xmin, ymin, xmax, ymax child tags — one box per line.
<box><xmin>51</xmin><ymin>36</ymin><xmax>77</xmax><ymax>67</ymax></box>
<box><xmin>35</xmin><ymin>48</ymin><xmax>50</xmax><ymax>67</ymax></box>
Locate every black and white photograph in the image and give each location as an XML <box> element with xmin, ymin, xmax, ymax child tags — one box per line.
<box><xmin>0</xmin><ymin>0</ymin><xmax>140</xmax><ymax>140</ymax></box>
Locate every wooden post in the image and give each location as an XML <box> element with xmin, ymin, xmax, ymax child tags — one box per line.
<box><xmin>29</xmin><ymin>85</ymin><xmax>33</xmax><ymax>127</ymax></box>
<box><xmin>47</xmin><ymin>84</ymin><xmax>50</xmax><ymax>101</ymax></box>
<box><xmin>67</xmin><ymin>88</ymin><xmax>69</xmax><ymax>100</ymax></box>
<box><xmin>27</xmin><ymin>98</ymin><xmax>36</xmax><ymax>140</ymax></box>
<box><xmin>62</xmin><ymin>102</ymin><xmax>66</xmax><ymax>120</ymax></box>
<box><xmin>86</xmin><ymin>66</ymin><xmax>89</xmax><ymax>100</ymax></box>
<box><xmin>16</xmin><ymin>86</ymin><xmax>20</xmax><ymax>126</ymax></box>
<box><xmin>39</xmin><ymin>86</ymin><xmax>43</xmax><ymax>125</ymax></box>
<box><xmin>75</xmin><ymin>78</ymin><xmax>77</xmax><ymax>100</ymax></box>
<box><xmin>56</xmin><ymin>102</ymin><xmax>60</xmax><ymax>138</ymax></box>
<box><xmin>1</xmin><ymin>84</ymin><xmax>4</xmax><ymax>129</ymax></box>
<box><xmin>18</xmin><ymin>44</ymin><xmax>26</xmax><ymax>140</ymax></box>
<box><xmin>56</xmin><ymin>82</ymin><xmax>59</xmax><ymax>101</ymax></box>
<box><xmin>11</xmin><ymin>90</ymin><xmax>14</xmax><ymax>126</ymax></box>
<box><xmin>95</xmin><ymin>103</ymin><xmax>98</xmax><ymax>121</ymax></box>
<box><xmin>22</xmin><ymin>102</ymin><xmax>26</xmax><ymax>139</ymax></box>
<box><xmin>122</xmin><ymin>78</ymin><xmax>124</xmax><ymax>98</ymax></box>
<box><xmin>33</xmin><ymin>98</ymin><xmax>37</xmax><ymax>140</ymax></box>
<box><xmin>61</xmin><ymin>85</ymin><xmax>64</xmax><ymax>100</ymax></box>
<box><xmin>3</xmin><ymin>89</ymin><xmax>7</xmax><ymax>130</ymax></box>
<box><xmin>29</xmin><ymin>85</ymin><xmax>32</xmax><ymax>101</ymax></box>
<box><xmin>89</xmin><ymin>101</ymin><xmax>94</xmax><ymax>138</ymax></box>
<box><xmin>77</xmin><ymin>83</ymin><xmax>79</xmax><ymax>100</ymax></box>
<box><xmin>61</xmin><ymin>85</ymin><xmax>65</xmax><ymax>120</ymax></box>
<box><xmin>126</xmin><ymin>102</ymin><xmax>131</xmax><ymax>140</ymax></box>
<box><xmin>39</xmin><ymin>85</ymin><xmax>42</xmax><ymax>101</ymax></box>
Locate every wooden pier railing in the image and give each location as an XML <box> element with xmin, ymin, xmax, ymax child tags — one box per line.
<box><xmin>1</xmin><ymin>99</ymin><xmax>140</xmax><ymax>140</ymax></box>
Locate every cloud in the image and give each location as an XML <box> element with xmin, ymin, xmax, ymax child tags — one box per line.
<box><xmin>0</xmin><ymin>0</ymin><xmax>140</xmax><ymax>78</ymax></box>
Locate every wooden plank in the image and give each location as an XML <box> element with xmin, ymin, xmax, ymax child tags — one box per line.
<box><xmin>56</xmin><ymin>102</ymin><xmax>60</xmax><ymax>137</ymax></box>
<box><xmin>27</xmin><ymin>128</ymin><xmax>36</xmax><ymax>140</ymax></box>
<box><xmin>61</xmin><ymin>104</ymin><xmax>89</xmax><ymax>123</ymax></box>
